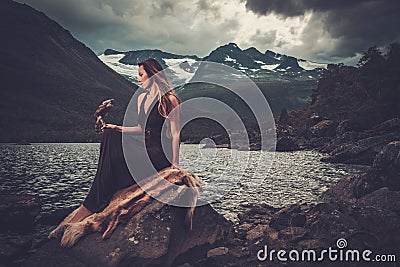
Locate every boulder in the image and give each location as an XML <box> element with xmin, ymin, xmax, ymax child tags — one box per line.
<box><xmin>23</xmin><ymin>168</ymin><xmax>233</xmax><ymax>267</ymax></box>
<box><xmin>0</xmin><ymin>234</ymin><xmax>33</xmax><ymax>266</ymax></box>
<box><xmin>36</xmin><ymin>207</ymin><xmax>77</xmax><ymax>225</ymax></box>
<box><xmin>320</xmin><ymin>133</ymin><xmax>397</xmax><ymax>165</ymax></box>
<box><xmin>310</xmin><ymin>120</ymin><xmax>336</xmax><ymax>137</ymax></box>
<box><xmin>276</xmin><ymin>136</ymin><xmax>300</xmax><ymax>151</ymax></box>
<box><xmin>24</xmin><ymin>202</ymin><xmax>233</xmax><ymax>267</ymax></box>
<box><xmin>0</xmin><ymin>194</ymin><xmax>41</xmax><ymax>232</ymax></box>
<box><xmin>323</xmin><ymin>141</ymin><xmax>400</xmax><ymax>203</ymax></box>
<box><xmin>336</xmin><ymin>119</ymin><xmax>355</xmax><ymax>135</ymax></box>
<box><xmin>352</xmin><ymin>141</ymin><xmax>400</xmax><ymax>197</ymax></box>
<box><xmin>373</xmin><ymin>118</ymin><xmax>400</xmax><ymax>133</ymax></box>
<box><xmin>310</xmin><ymin>113</ymin><xmax>323</xmax><ymax>124</ymax></box>
<box><xmin>372</xmin><ymin>141</ymin><xmax>400</xmax><ymax>190</ymax></box>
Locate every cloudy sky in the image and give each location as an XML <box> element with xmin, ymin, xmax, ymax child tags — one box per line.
<box><xmin>16</xmin><ymin>0</ymin><xmax>400</xmax><ymax>65</ymax></box>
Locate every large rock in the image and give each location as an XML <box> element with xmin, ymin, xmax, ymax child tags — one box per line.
<box><xmin>323</xmin><ymin>141</ymin><xmax>400</xmax><ymax>202</ymax></box>
<box><xmin>24</xmin><ymin>201</ymin><xmax>233</xmax><ymax>267</ymax></box>
<box><xmin>310</xmin><ymin>120</ymin><xmax>336</xmax><ymax>137</ymax></box>
<box><xmin>316</xmin><ymin>118</ymin><xmax>400</xmax><ymax>165</ymax></box>
<box><xmin>0</xmin><ymin>194</ymin><xmax>41</xmax><ymax>232</ymax></box>
<box><xmin>276</xmin><ymin>136</ymin><xmax>300</xmax><ymax>151</ymax></box>
<box><xmin>320</xmin><ymin>133</ymin><xmax>398</xmax><ymax>165</ymax></box>
<box><xmin>0</xmin><ymin>194</ymin><xmax>41</xmax><ymax>265</ymax></box>
<box><xmin>353</xmin><ymin>141</ymin><xmax>400</xmax><ymax>197</ymax></box>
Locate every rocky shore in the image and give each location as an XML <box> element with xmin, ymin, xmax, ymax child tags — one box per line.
<box><xmin>277</xmin><ymin>114</ymin><xmax>400</xmax><ymax>167</ymax></box>
<box><xmin>198</xmin><ymin>141</ymin><xmax>400</xmax><ymax>266</ymax></box>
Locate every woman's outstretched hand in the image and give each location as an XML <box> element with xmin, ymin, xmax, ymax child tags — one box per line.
<box><xmin>102</xmin><ymin>124</ymin><xmax>121</xmax><ymax>132</ymax></box>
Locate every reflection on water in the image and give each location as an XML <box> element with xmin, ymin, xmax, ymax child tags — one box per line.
<box><xmin>0</xmin><ymin>143</ymin><xmax>367</xmax><ymax>222</ymax></box>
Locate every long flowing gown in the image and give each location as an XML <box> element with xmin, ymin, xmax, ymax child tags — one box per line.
<box><xmin>83</xmin><ymin>92</ymin><xmax>173</xmax><ymax>213</ymax></box>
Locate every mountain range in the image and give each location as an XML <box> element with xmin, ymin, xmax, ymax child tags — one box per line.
<box><xmin>100</xmin><ymin>43</ymin><xmax>327</xmax><ymax>84</ymax></box>
<box><xmin>99</xmin><ymin>44</ymin><xmax>326</xmax><ymax>115</ymax></box>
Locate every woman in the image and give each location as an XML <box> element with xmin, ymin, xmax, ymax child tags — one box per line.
<box><xmin>69</xmin><ymin>59</ymin><xmax>181</xmax><ymax>222</ymax></box>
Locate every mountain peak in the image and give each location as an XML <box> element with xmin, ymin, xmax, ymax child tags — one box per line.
<box><xmin>274</xmin><ymin>56</ymin><xmax>303</xmax><ymax>72</ymax></box>
<box><xmin>104</xmin><ymin>49</ymin><xmax>123</xmax><ymax>55</ymax></box>
<box><xmin>244</xmin><ymin>47</ymin><xmax>262</xmax><ymax>54</ymax></box>
<box><xmin>226</xmin><ymin>42</ymin><xmax>240</xmax><ymax>48</ymax></box>
<box><xmin>215</xmin><ymin>42</ymin><xmax>242</xmax><ymax>52</ymax></box>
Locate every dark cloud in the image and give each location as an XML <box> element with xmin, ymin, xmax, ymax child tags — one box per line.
<box><xmin>244</xmin><ymin>0</ymin><xmax>400</xmax><ymax>59</ymax></box>
<box><xmin>244</xmin><ymin>0</ymin><xmax>379</xmax><ymax>17</ymax></box>
<box><xmin>14</xmin><ymin>0</ymin><xmax>399</xmax><ymax>64</ymax></box>
<box><xmin>15</xmin><ymin>0</ymin><xmax>234</xmax><ymax>56</ymax></box>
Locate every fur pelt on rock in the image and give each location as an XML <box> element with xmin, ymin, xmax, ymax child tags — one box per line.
<box><xmin>48</xmin><ymin>167</ymin><xmax>202</xmax><ymax>247</ymax></box>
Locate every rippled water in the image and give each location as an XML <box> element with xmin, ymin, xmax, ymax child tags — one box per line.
<box><xmin>0</xmin><ymin>143</ymin><xmax>367</xmax><ymax>222</ymax></box>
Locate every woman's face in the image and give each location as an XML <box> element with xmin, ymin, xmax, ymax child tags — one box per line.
<box><xmin>138</xmin><ymin>65</ymin><xmax>149</xmax><ymax>87</ymax></box>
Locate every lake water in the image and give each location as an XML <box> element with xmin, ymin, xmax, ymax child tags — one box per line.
<box><xmin>0</xmin><ymin>143</ymin><xmax>367</xmax><ymax>222</ymax></box>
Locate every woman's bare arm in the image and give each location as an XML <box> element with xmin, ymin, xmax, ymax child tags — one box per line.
<box><xmin>168</xmin><ymin>95</ymin><xmax>181</xmax><ymax>167</ymax></box>
<box><xmin>103</xmin><ymin>124</ymin><xmax>142</xmax><ymax>133</ymax></box>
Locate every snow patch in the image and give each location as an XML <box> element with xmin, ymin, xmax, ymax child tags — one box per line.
<box><xmin>261</xmin><ymin>64</ymin><xmax>280</xmax><ymax>70</ymax></box>
<box><xmin>98</xmin><ymin>53</ymin><xmax>138</xmax><ymax>81</ymax></box>
<box><xmin>162</xmin><ymin>58</ymin><xmax>198</xmax><ymax>83</ymax></box>
<box><xmin>163</xmin><ymin>58</ymin><xmax>197</xmax><ymax>66</ymax></box>
<box><xmin>224</xmin><ymin>55</ymin><xmax>237</xmax><ymax>63</ymax></box>
<box><xmin>298</xmin><ymin>60</ymin><xmax>327</xmax><ymax>70</ymax></box>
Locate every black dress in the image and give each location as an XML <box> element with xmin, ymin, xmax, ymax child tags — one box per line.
<box><xmin>83</xmin><ymin>92</ymin><xmax>173</xmax><ymax>213</ymax></box>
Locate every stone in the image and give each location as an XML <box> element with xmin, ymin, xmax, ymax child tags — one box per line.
<box><xmin>322</xmin><ymin>174</ymin><xmax>360</xmax><ymax>205</ymax></box>
<box><xmin>373</xmin><ymin>118</ymin><xmax>400</xmax><ymax>133</ymax></box>
<box><xmin>24</xmin><ymin>203</ymin><xmax>233</xmax><ymax>267</ymax></box>
<box><xmin>276</xmin><ymin>136</ymin><xmax>300</xmax><ymax>151</ymax></box>
<box><xmin>36</xmin><ymin>207</ymin><xmax>77</xmax><ymax>225</ymax></box>
<box><xmin>352</xmin><ymin>141</ymin><xmax>400</xmax><ymax>198</ymax></box>
<box><xmin>206</xmin><ymin>247</ymin><xmax>229</xmax><ymax>257</ymax></box>
<box><xmin>310</xmin><ymin>114</ymin><xmax>323</xmax><ymax>124</ymax></box>
<box><xmin>291</xmin><ymin>214</ymin><xmax>306</xmax><ymax>227</ymax></box>
<box><xmin>336</xmin><ymin>119</ymin><xmax>354</xmax><ymax>135</ymax></box>
<box><xmin>356</xmin><ymin>187</ymin><xmax>400</xmax><ymax>213</ymax></box>
<box><xmin>0</xmin><ymin>194</ymin><xmax>41</xmax><ymax>232</ymax></box>
<box><xmin>321</xmin><ymin>134</ymin><xmax>398</xmax><ymax>165</ymax></box>
<box><xmin>0</xmin><ymin>240</ymin><xmax>20</xmax><ymax>264</ymax></box>
<box><xmin>246</xmin><ymin>225</ymin><xmax>268</xmax><ymax>241</ymax></box>
<box><xmin>0</xmin><ymin>234</ymin><xmax>33</xmax><ymax>265</ymax></box>
<box><xmin>311</xmin><ymin>120</ymin><xmax>336</xmax><ymax>137</ymax></box>
<box><xmin>279</xmin><ymin>227</ymin><xmax>307</xmax><ymax>242</ymax></box>
<box><xmin>373</xmin><ymin>141</ymin><xmax>400</xmax><ymax>168</ymax></box>
<box><xmin>372</xmin><ymin>141</ymin><xmax>400</xmax><ymax>190</ymax></box>
<box><xmin>314</xmin><ymin>202</ymin><xmax>337</xmax><ymax>213</ymax></box>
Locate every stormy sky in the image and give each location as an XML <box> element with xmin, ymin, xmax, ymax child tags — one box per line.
<box><xmin>16</xmin><ymin>0</ymin><xmax>400</xmax><ymax>65</ymax></box>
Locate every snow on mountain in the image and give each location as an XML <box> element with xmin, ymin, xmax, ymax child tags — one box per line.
<box><xmin>298</xmin><ymin>59</ymin><xmax>328</xmax><ymax>70</ymax></box>
<box><xmin>260</xmin><ymin>64</ymin><xmax>280</xmax><ymax>70</ymax></box>
<box><xmin>98</xmin><ymin>53</ymin><xmax>138</xmax><ymax>82</ymax></box>
<box><xmin>162</xmin><ymin>58</ymin><xmax>198</xmax><ymax>85</ymax></box>
<box><xmin>98</xmin><ymin>43</ymin><xmax>328</xmax><ymax>84</ymax></box>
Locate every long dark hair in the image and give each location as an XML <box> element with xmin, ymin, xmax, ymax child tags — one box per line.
<box><xmin>138</xmin><ymin>59</ymin><xmax>180</xmax><ymax>119</ymax></box>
